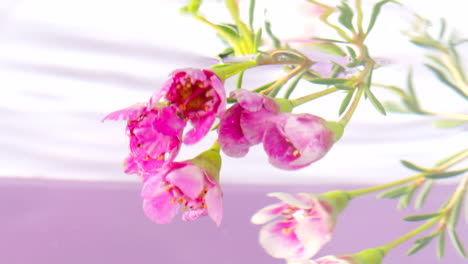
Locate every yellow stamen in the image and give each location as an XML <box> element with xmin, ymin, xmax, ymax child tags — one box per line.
<box><xmin>293</xmin><ymin>150</ymin><xmax>300</xmax><ymax>157</ymax></box>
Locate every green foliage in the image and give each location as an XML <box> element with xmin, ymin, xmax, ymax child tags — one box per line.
<box><xmin>415</xmin><ymin>180</ymin><xmax>434</xmax><ymax>209</ymax></box>
<box><xmin>400</xmin><ymin>160</ymin><xmax>428</xmax><ymax>172</ymax></box>
<box><xmin>403</xmin><ymin>212</ymin><xmax>442</xmax><ymax>222</ymax></box>
<box><xmin>339</xmin><ymin>89</ymin><xmax>356</xmax><ymax>116</ymax></box>
<box><xmin>366</xmin><ymin>0</ymin><xmax>395</xmax><ymax>35</ymax></box>
<box><xmin>337</xmin><ymin>2</ymin><xmax>355</xmax><ymax>32</ymax></box>
<box><xmin>448</xmin><ymin>228</ymin><xmax>467</xmax><ymax>257</ymax></box>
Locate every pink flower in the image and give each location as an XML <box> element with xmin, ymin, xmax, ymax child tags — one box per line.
<box><xmin>150</xmin><ymin>68</ymin><xmax>226</xmax><ymax>145</ymax></box>
<box><xmin>218</xmin><ymin>89</ymin><xmax>280</xmax><ymax>157</ymax></box>
<box><xmin>251</xmin><ymin>192</ymin><xmax>335</xmax><ymax>261</ymax></box>
<box><xmin>262</xmin><ymin>113</ymin><xmax>335</xmax><ymax>170</ymax></box>
<box><xmin>141</xmin><ymin>161</ymin><xmax>223</xmax><ymax>226</ymax></box>
<box><xmin>103</xmin><ymin>104</ymin><xmax>186</xmax><ymax>179</ymax></box>
<box><xmin>314</xmin><ymin>256</ymin><xmax>354</xmax><ymax>264</ymax></box>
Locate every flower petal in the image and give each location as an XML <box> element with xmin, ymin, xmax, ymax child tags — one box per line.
<box><xmin>218</xmin><ymin>104</ymin><xmax>251</xmax><ymax>157</ymax></box>
<box><xmin>102</xmin><ymin>103</ymin><xmax>146</xmax><ymax>121</ymax></box>
<box><xmin>259</xmin><ymin>221</ymin><xmax>303</xmax><ymax>259</ymax></box>
<box><xmin>142</xmin><ymin>187</ymin><xmax>179</xmax><ymax>224</ymax></box>
<box><xmin>268</xmin><ymin>192</ymin><xmax>311</xmax><ymax>209</ymax></box>
<box><xmin>251</xmin><ymin>202</ymin><xmax>287</xmax><ymax>224</ymax></box>
<box><xmin>166</xmin><ymin>164</ymin><xmax>205</xmax><ymax>199</ymax></box>
<box><xmin>205</xmin><ymin>186</ymin><xmax>223</xmax><ymax>226</ymax></box>
<box><xmin>184</xmin><ymin>114</ymin><xmax>216</xmax><ymax>145</ymax></box>
<box><xmin>295</xmin><ymin>216</ymin><xmax>334</xmax><ymax>259</ymax></box>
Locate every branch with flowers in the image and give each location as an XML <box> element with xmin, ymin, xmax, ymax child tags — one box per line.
<box><xmin>104</xmin><ymin>0</ymin><xmax>467</xmax><ymax>263</ymax></box>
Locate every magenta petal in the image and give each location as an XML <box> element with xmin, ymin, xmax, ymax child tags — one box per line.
<box><xmin>205</xmin><ymin>186</ymin><xmax>223</xmax><ymax>226</ymax></box>
<box><xmin>166</xmin><ymin>164</ymin><xmax>205</xmax><ymax>199</ymax></box>
<box><xmin>102</xmin><ymin>103</ymin><xmax>146</xmax><ymax>121</ymax></box>
<box><xmin>251</xmin><ymin>202</ymin><xmax>287</xmax><ymax>224</ymax></box>
<box><xmin>240</xmin><ymin>109</ymin><xmax>277</xmax><ymax>144</ymax></box>
<box><xmin>142</xmin><ymin>188</ymin><xmax>179</xmax><ymax>224</ymax></box>
<box><xmin>153</xmin><ymin>106</ymin><xmax>186</xmax><ymax>136</ymax></box>
<box><xmin>218</xmin><ymin>104</ymin><xmax>250</xmax><ymax>157</ymax></box>
<box><xmin>184</xmin><ymin>114</ymin><xmax>216</xmax><ymax>145</ymax></box>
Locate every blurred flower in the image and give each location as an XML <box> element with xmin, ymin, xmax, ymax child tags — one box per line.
<box><xmin>314</xmin><ymin>255</ymin><xmax>354</xmax><ymax>264</ymax></box>
<box><xmin>150</xmin><ymin>68</ymin><xmax>226</xmax><ymax>145</ymax></box>
<box><xmin>262</xmin><ymin>113</ymin><xmax>335</xmax><ymax>170</ymax></box>
<box><xmin>141</xmin><ymin>149</ymin><xmax>223</xmax><ymax>226</ymax></box>
<box><xmin>251</xmin><ymin>192</ymin><xmax>336</xmax><ymax>261</ymax></box>
<box><xmin>103</xmin><ymin>104</ymin><xmax>185</xmax><ymax>179</ymax></box>
<box><xmin>218</xmin><ymin>89</ymin><xmax>280</xmax><ymax>157</ymax></box>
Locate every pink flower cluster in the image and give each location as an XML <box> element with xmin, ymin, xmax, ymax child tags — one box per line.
<box><xmin>104</xmin><ymin>68</ymin><xmax>225</xmax><ymax>225</ymax></box>
<box><xmin>218</xmin><ymin>89</ymin><xmax>336</xmax><ymax>170</ymax></box>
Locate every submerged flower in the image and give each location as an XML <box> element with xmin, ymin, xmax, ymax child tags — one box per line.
<box><xmin>103</xmin><ymin>104</ymin><xmax>185</xmax><ymax>179</ymax></box>
<box><xmin>262</xmin><ymin>113</ymin><xmax>337</xmax><ymax>170</ymax></box>
<box><xmin>150</xmin><ymin>68</ymin><xmax>226</xmax><ymax>145</ymax></box>
<box><xmin>218</xmin><ymin>89</ymin><xmax>280</xmax><ymax>157</ymax></box>
<box><xmin>141</xmin><ymin>149</ymin><xmax>223</xmax><ymax>226</ymax></box>
<box><xmin>251</xmin><ymin>193</ymin><xmax>338</xmax><ymax>261</ymax></box>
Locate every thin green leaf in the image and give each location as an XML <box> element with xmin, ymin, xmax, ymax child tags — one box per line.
<box><xmin>335</xmin><ymin>84</ymin><xmax>354</xmax><ymax>90</ymax></box>
<box><xmin>399</xmin><ymin>186</ymin><xmax>416</xmax><ymax>209</ymax></box>
<box><xmin>448</xmin><ymin>195</ymin><xmax>464</xmax><ymax>229</ymax></box>
<box><xmin>366</xmin><ymin>89</ymin><xmax>387</xmax><ymax>115</ymax></box>
<box><xmin>378</xmin><ymin>185</ymin><xmax>410</xmax><ymax>199</ymax></box>
<box><xmin>448</xmin><ymin>229</ymin><xmax>467</xmax><ymax>257</ymax></box>
<box><xmin>265</xmin><ymin>20</ymin><xmax>280</xmax><ymax>49</ymax></box>
<box><xmin>283</xmin><ymin>71</ymin><xmax>305</xmax><ymax>99</ymax></box>
<box><xmin>337</xmin><ymin>2</ymin><xmax>355</xmax><ymax>31</ymax></box>
<box><xmin>382</xmin><ymin>101</ymin><xmax>411</xmax><ymax>113</ymax></box>
<box><xmin>425</xmin><ymin>54</ymin><xmax>447</xmax><ymax>69</ymax></box>
<box><xmin>438</xmin><ymin>230</ymin><xmax>446</xmax><ymax>259</ymax></box>
<box><xmin>248</xmin><ymin>0</ymin><xmax>255</xmax><ymax>30</ymax></box>
<box><xmin>400</xmin><ymin>160</ymin><xmax>428</xmax><ymax>172</ymax></box>
<box><xmin>447</xmin><ymin>41</ymin><xmax>468</xmax><ymax>84</ymax></box>
<box><xmin>339</xmin><ymin>89</ymin><xmax>355</xmax><ymax>116</ymax></box>
<box><xmin>424</xmin><ymin>168</ymin><xmax>468</xmax><ymax>179</ymax></box>
<box><xmin>432</xmin><ymin>119</ymin><xmax>467</xmax><ymax>128</ymax></box>
<box><xmin>216</xmin><ymin>47</ymin><xmax>234</xmax><ymax>60</ymax></box>
<box><xmin>236</xmin><ymin>70</ymin><xmax>244</xmax><ymax>89</ymax></box>
<box><xmin>434</xmin><ymin>149</ymin><xmax>468</xmax><ymax>167</ymax></box>
<box><xmin>311</xmin><ymin>37</ymin><xmax>350</xmax><ymax>44</ymax></box>
<box><xmin>404</xmin><ymin>212</ymin><xmax>442</xmax><ymax>222</ymax></box>
<box><xmin>406</xmin><ymin>69</ymin><xmax>420</xmax><ymax>109</ymax></box>
<box><xmin>308</xmin><ymin>78</ymin><xmax>349</xmax><ymax>85</ymax></box>
<box><xmin>216</xmin><ymin>23</ymin><xmax>240</xmax><ymax>39</ymax></box>
<box><xmin>425</xmin><ymin>64</ymin><xmax>467</xmax><ymax>98</ymax></box>
<box><xmin>438</xmin><ymin>18</ymin><xmax>447</xmax><ymax>40</ymax></box>
<box><xmin>330</xmin><ymin>63</ymin><xmax>345</xmax><ymax>78</ymax></box>
<box><xmin>180</xmin><ymin>0</ymin><xmax>201</xmax><ymax>14</ymax></box>
<box><xmin>254</xmin><ymin>28</ymin><xmax>262</xmax><ymax>51</ymax></box>
<box><xmin>366</xmin><ymin>0</ymin><xmax>392</xmax><ymax>35</ymax></box>
<box><xmin>415</xmin><ymin>180</ymin><xmax>434</xmax><ymax>209</ymax></box>
<box><xmin>346</xmin><ymin>46</ymin><xmax>357</xmax><ymax>59</ymax></box>
<box><xmin>414</xmin><ymin>233</ymin><xmax>437</xmax><ymax>244</ymax></box>
<box><xmin>407</xmin><ymin>235</ymin><xmax>434</xmax><ymax>256</ymax></box>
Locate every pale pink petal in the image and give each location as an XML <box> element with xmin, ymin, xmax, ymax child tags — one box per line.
<box><xmin>315</xmin><ymin>255</ymin><xmax>353</xmax><ymax>264</ymax></box>
<box><xmin>251</xmin><ymin>203</ymin><xmax>288</xmax><ymax>224</ymax></box>
<box><xmin>142</xmin><ymin>188</ymin><xmax>179</xmax><ymax>224</ymax></box>
<box><xmin>102</xmin><ymin>103</ymin><xmax>146</xmax><ymax>121</ymax></box>
<box><xmin>240</xmin><ymin>108</ymin><xmax>277</xmax><ymax>144</ymax></box>
<box><xmin>259</xmin><ymin>221</ymin><xmax>302</xmax><ymax>259</ymax></box>
<box><xmin>294</xmin><ymin>217</ymin><xmax>333</xmax><ymax>259</ymax></box>
<box><xmin>182</xmin><ymin>208</ymin><xmax>208</xmax><ymax>222</ymax></box>
<box><xmin>268</xmin><ymin>192</ymin><xmax>311</xmax><ymax>209</ymax></box>
<box><xmin>205</xmin><ymin>186</ymin><xmax>223</xmax><ymax>226</ymax></box>
<box><xmin>166</xmin><ymin>164</ymin><xmax>205</xmax><ymax>199</ymax></box>
<box><xmin>234</xmin><ymin>89</ymin><xmax>264</xmax><ymax>112</ymax></box>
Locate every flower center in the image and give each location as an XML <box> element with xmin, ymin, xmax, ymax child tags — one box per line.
<box><xmin>170</xmin><ymin>78</ymin><xmax>215</xmax><ymax>114</ymax></box>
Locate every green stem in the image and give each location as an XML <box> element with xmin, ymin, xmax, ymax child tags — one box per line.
<box><xmin>347</xmin><ymin>174</ymin><xmax>424</xmax><ymax>199</ymax></box>
<box><xmin>290</xmin><ymin>87</ymin><xmax>339</xmax><ymax>107</ymax></box>
<box><xmin>355</xmin><ymin>0</ymin><xmax>365</xmax><ymax>38</ymax></box>
<box><xmin>339</xmin><ymin>86</ymin><xmax>364</xmax><ymax>126</ymax></box>
<box><xmin>378</xmin><ymin>215</ymin><xmax>443</xmax><ymax>255</ymax></box>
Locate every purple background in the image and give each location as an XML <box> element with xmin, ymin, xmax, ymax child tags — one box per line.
<box><xmin>0</xmin><ymin>178</ymin><xmax>467</xmax><ymax>264</ymax></box>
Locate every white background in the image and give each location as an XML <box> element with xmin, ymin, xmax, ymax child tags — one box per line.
<box><xmin>0</xmin><ymin>0</ymin><xmax>466</xmax><ymax>184</ymax></box>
